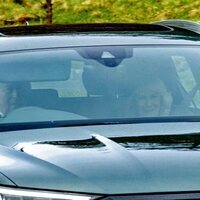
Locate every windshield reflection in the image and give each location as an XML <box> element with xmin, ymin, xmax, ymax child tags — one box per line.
<box><xmin>0</xmin><ymin>46</ymin><xmax>199</xmax><ymax>124</ymax></box>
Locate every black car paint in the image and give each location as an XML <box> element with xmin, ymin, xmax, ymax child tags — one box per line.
<box><xmin>0</xmin><ymin>22</ymin><xmax>200</xmax><ymax>198</ymax></box>
<box><xmin>1</xmin><ymin>122</ymin><xmax>200</xmax><ymax>194</ymax></box>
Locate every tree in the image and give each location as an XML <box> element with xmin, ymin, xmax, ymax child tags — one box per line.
<box><xmin>14</xmin><ymin>0</ymin><xmax>23</xmax><ymax>4</ymax></box>
<box><xmin>46</xmin><ymin>0</ymin><xmax>53</xmax><ymax>24</ymax></box>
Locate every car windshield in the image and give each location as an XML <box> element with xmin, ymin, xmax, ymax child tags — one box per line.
<box><xmin>0</xmin><ymin>45</ymin><xmax>199</xmax><ymax>125</ymax></box>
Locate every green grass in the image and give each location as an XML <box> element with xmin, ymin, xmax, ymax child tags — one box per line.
<box><xmin>0</xmin><ymin>0</ymin><xmax>199</xmax><ymax>26</ymax></box>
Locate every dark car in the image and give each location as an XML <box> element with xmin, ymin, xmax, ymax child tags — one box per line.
<box><xmin>0</xmin><ymin>20</ymin><xmax>200</xmax><ymax>200</ymax></box>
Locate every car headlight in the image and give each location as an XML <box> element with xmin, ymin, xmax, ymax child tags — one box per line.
<box><xmin>0</xmin><ymin>187</ymin><xmax>99</xmax><ymax>200</ymax></box>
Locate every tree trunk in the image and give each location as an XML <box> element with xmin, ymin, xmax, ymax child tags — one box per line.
<box><xmin>46</xmin><ymin>0</ymin><xmax>53</xmax><ymax>25</ymax></box>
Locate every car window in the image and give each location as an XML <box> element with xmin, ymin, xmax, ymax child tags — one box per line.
<box><xmin>172</xmin><ymin>55</ymin><xmax>196</xmax><ymax>92</ymax></box>
<box><xmin>172</xmin><ymin>52</ymin><xmax>200</xmax><ymax>109</ymax></box>
<box><xmin>31</xmin><ymin>60</ymin><xmax>87</xmax><ymax>98</ymax></box>
<box><xmin>0</xmin><ymin>46</ymin><xmax>199</xmax><ymax>123</ymax></box>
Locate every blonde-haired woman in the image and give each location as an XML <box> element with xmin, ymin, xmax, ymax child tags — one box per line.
<box><xmin>128</xmin><ymin>77</ymin><xmax>172</xmax><ymax>117</ymax></box>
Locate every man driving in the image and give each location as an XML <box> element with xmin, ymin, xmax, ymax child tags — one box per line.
<box><xmin>0</xmin><ymin>82</ymin><xmax>17</xmax><ymax>117</ymax></box>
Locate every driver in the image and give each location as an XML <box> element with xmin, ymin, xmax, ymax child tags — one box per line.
<box><xmin>0</xmin><ymin>82</ymin><xmax>17</xmax><ymax>117</ymax></box>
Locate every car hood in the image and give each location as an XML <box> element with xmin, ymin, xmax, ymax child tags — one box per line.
<box><xmin>1</xmin><ymin>123</ymin><xmax>200</xmax><ymax>194</ymax></box>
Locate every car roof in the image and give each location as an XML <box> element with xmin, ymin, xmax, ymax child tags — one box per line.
<box><xmin>0</xmin><ymin>20</ymin><xmax>199</xmax><ymax>52</ymax></box>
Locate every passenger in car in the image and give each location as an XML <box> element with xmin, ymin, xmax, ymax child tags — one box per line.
<box><xmin>128</xmin><ymin>77</ymin><xmax>172</xmax><ymax>117</ymax></box>
<box><xmin>0</xmin><ymin>82</ymin><xmax>17</xmax><ymax>117</ymax></box>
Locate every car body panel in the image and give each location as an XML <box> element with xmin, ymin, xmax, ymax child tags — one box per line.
<box><xmin>0</xmin><ymin>34</ymin><xmax>200</xmax><ymax>52</ymax></box>
<box><xmin>1</xmin><ymin>123</ymin><xmax>200</xmax><ymax>194</ymax></box>
<box><xmin>0</xmin><ymin>172</ymin><xmax>15</xmax><ymax>186</ymax></box>
<box><xmin>0</xmin><ymin>144</ymin><xmax>104</xmax><ymax>193</ymax></box>
<box><xmin>1</xmin><ymin>122</ymin><xmax>200</xmax><ymax>147</ymax></box>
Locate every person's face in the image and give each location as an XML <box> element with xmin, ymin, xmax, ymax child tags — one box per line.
<box><xmin>0</xmin><ymin>83</ymin><xmax>15</xmax><ymax>116</ymax></box>
<box><xmin>135</xmin><ymin>85</ymin><xmax>161</xmax><ymax>117</ymax></box>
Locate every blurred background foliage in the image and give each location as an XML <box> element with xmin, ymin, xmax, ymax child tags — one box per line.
<box><xmin>0</xmin><ymin>0</ymin><xmax>199</xmax><ymax>26</ymax></box>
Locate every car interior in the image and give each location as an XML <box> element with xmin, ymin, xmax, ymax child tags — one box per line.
<box><xmin>1</xmin><ymin>46</ymin><xmax>200</xmax><ymax>121</ymax></box>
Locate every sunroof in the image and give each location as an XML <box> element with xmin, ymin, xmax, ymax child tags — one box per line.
<box><xmin>0</xmin><ymin>23</ymin><xmax>172</xmax><ymax>36</ymax></box>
